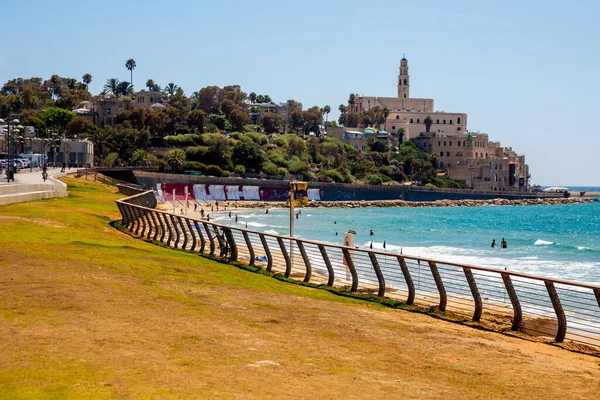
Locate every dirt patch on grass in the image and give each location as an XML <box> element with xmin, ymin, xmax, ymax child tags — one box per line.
<box><xmin>0</xmin><ymin>215</ymin><xmax>68</xmax><ymax>228</ymax></box>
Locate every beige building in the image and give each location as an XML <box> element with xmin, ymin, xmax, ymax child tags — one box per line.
<box><xmin>132</xmin><ymin>91</ymin><xmax>167</xmax><ymax>109</ymax></box>
<box><xmin>412</xmin><ymin>131</ymin><xmax>528</xmax><ymax>191</ymax></box>
<box><xmin>348</xmin><ymin>57</ymin><xmax>467</xmax><ymax>139</ymax></box>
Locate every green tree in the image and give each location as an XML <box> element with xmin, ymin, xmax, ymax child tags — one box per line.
<box><xmin>165</xmin><ymin>149</ymin><xmax>186</xmax><ymax>173</ymax></box>
<box><xmin>262</xmin><ymin>113</ymin><xmax>283</xmax><ymax>134</ymax></box>
<box><xmin>249</xmin><ymin>92</ymin><xmax>257</xmax><ymax>103</ymax></box>
<box><xmin>323</xmin><ymin>105</ymin><xmax>331</xmax><ymax>128</ymax></box>
<box><xmin>125</xmin><ymin>58</ymin><xmax>136</xmax><ymax>88</ymax></box>
<box><xmin>42</xmin><ymin>107</ymin><xmax>76</xmax><ymax>135</ymax></box>
<box><xmin>82</xmin><ymin>73</ymin><xmax>92</xmax><ymax>90</ymax></box>
<box><xmin>66</xmin><ymin>117</ymin><xmax>94</xmax><ymax>137</ymax></box>
<box><xmin>232</xmin><ymin>140</ymin><xmax>265</xmax><ymax>172</ymax></box>
<box><xmin>146</xmin><ymin>79</ymin><xmax>155</xmax><ymax>91</ymax></box>
<box><xmin>117</xmin><ymin>81</ymin><xmax>133</xmax><ymax>97</ymax></box>
<box><xmin>398</xmin><ymin>127</ymin><xmax>405</xmax><ymax>142</ymax></box>
<box><xmin>229</xmin><ymin>108</ymin><xmax>250</xmax><ymax>132</ymax></box>
<box><xmin>424</xmin><ymin>116</ymin><xmax>433</xmax><ymax>132</ymax></box>
<box><xmin>104</xmin><ymin>78</ymin><xmax>120</xmax><ymax>97</ymax></box>
<box><xmin>164</xmin><ymin>82</ymin><xmax>179</xmax><ymax>96</ymax></box>
<box><xmin>187</xmin><ymin>109</ymin><xmax>206</xmax><ymax>133</ymax></box>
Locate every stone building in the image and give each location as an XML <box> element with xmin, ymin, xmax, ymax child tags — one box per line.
<box><xmin>348</xmin><ymin>57</ymin><xmax>467</xmax><ymax>139</ymax></box>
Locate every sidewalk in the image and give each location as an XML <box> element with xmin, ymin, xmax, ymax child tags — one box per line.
<box><xmin>0</xmin><ymin>167</ymin><xmax>70</xmax><ymax>205</ymax></box>
<box><xmin>0</xmin><ymin>167</ymin><xmax>67</xmax><ymax>185</ymax></box>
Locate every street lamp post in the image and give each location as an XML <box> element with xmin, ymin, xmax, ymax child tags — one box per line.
<box><xmin>0</xmin><ymin>118</ymin><xmax>20</xmax><ymax>182</ymax></box>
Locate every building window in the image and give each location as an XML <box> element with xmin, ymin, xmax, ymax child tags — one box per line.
<box><xmin>403</xmin><ymin>79</ymin><xmax>407</xmax><ymax>85</ymax></box>
<box><xmin>436</xmin><ymin>119</ymin><xmax>439</xmax><ymax>124</ymax></box>
<box><xmin>417</xmin><ymin>119</ymin><xmax>420</xmax><ymax>123</ymax></box>
<box><xmin>396</xmin><ymin>115</ymin><xmax>399</xmax><ymax>119</ymax></box>
<box><xmin>410</xmin><ymin>119</ymin><xmax>413</xmax><ymax>123</ymax></box>
<box><xmin>392</xmin><ymin>126</ymin><xmax>395</xmax><ymax>130</ymax></box>
<box><xmin>446</xmin><ymin>152</ymin><xmax>450</xmax><ymax>156</ymax></box>
<box><xmin>444</xmin><ymin>141</ymin><xmax>446</xmax><ymax>146</ymax></box>
<box><xmin>457</xmin><ymin>141</ymin><xmax>461</xmax><ymax>146</ymax></box>
<box><xmin>443</xmin><ymin>120</ymin><xmax>446</xmax><ymax>124</ymax></box>
<box><xmin>449</xmin><ymin>141</ymin><xmax>452</xmax><ymax>146</ymax></box>
<box><xmin>404</xmin><ymin>94</ymin><xmax>406</xmax><ymax>98</ymax></box>
<box><xmin>438</xmin><ymin>141</ymin><xmax>441</xmax><ymax>146</ymax></box>
<box><xmin>457</xmin><ymin>127</ymin><xmax>461</xmax><ymax>131</ymax></box>
<box><xmin>457</xmin><ymin>152</ymin><xmax>462</xmax><ymax>156</ymax></box>
<box><xmin>457</xmin><ymin>117</ymin><xmax>461</xmax><ymax>124</ymax></box>
<box><xmin>463</xmin><ymin>141</ymin><xmax>466</xmax><ymax>146</ymax></box>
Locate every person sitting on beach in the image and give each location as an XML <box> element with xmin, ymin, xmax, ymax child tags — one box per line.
<box><xmin>491</xmin><ymin>239</ymin><xmax>497</xmax><ymax>248</ymax></box>
<box><xmin>201</xmin><ymin>209</ymin><xmax>205</xmax><ymax>217</ymax></box>
<box><xmin>501</xmin><ymin>238</ymin><xmax>507</xmax><ymax>248</ymax></box>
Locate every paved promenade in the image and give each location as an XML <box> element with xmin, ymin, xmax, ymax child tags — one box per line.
<box><xmin>0</xmin><ymin>167</ymin><xmax>70</xmax><ymax>205</ymax></box>
<box><xmin>0</xmin><ymin>167</ymin><xmax>65</xmax><ymax>185</ymax></box>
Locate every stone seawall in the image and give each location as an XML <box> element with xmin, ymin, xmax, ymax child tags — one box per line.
<box><xmin>194</xmin><ymin>197</ymin><xmax>595</xmax><ymax>210</ymax></box>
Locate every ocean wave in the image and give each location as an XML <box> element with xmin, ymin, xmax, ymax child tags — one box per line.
<box><xmin>534</xmin><ymin>239</ymin><xmax>554</xmax><ymax>245</ymax></box>
<box><xmin>264</xmin><ymin>229</ymin><xmax>278</xmax><ymax>235</ymax></box>
<box><xmin>246</xmin><ymin>221</ymin><xmax>267</xmax><ymax>227</ymax></box>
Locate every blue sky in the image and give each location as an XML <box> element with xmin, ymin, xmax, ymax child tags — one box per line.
<box><xmin>1</xmin><ymin>0</ymin><xmax>598</xmax><ymax>185</ymax></box>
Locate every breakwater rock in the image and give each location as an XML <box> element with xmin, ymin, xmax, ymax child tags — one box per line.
<box><xmin>217</xmin><ymin>197</ymin><xmax>595</xmax><ymax>209</ymax></box>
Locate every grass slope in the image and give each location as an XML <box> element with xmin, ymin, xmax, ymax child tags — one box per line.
<box><xmin>0</xmin><ymin>177</ymin><xmax>599</xmax><ymax>399</ymax></box>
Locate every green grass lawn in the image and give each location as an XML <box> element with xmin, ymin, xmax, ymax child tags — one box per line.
<box><xmin>1</xmin><ymin>177</ymin><xmax>599</xmax><ymax>399</ymax></box>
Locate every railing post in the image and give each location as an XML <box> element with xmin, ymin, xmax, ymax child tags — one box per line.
<box><xmin>149</xmin><ymin>212</ymin><xmax>160</xmax><ymax>241</ymax></box>
<box><xmin>202</xmin><ymin>222</ymin><xmax>216</xmax><ymax>256</ymax></box>
<box><xmin>277</xmin><ymin>237</ymin><xmax>292</xmax><ymax>278</ymax></box>
<box><xmin>296</xmin><ymin>240</ymin><xmax>311</xmax><ymax>283</ymax></box>
<box><xmin>223</xmin><ymin>228</ymin><xmax>238</xmax><ymax>262</ymax></box>
<box><xmin>342</xmin><ymin>248</ymin><xmax>358</xmax><ymax>292</ymax></box>
<box><xmin>463</xmin><ymin>267</ymin><xmax>483</xmax><ymax>322</ymax></box>
<box><xmin>158</xmin><ymin>212</ymin><xmax>168</xmax><ymax>243</ymax></box>
<box><xmin>368</xmin><ymin>252</ymin><xmax>385</xmax><ymax>297</ymax></box>
<box><xmin>116</xmin><ymin>202</ymin><xmax>127</xmax><ymax>225</ymax></box>
<box><xmin>169</xmin><ymin>215</ymin><xmax>181</xmax><ymax>249</ymax></box>
<box><xmin>243</xmin><ymin>231</ymin><xmax>255</xmax><ymax>266</ymax></box>
<box><xmin>194</xmin><ymin>221</ymin><xmax>206</xmax><ymax>254</ymax></box>
<box><xmin>594</xmin><ymin>288</ymin><xmax>600</xmax><ymax>309</ymax></box>
<box><xmin>121</xmin><ymin>204</ymin><xmax>132</xmax><ymax>230</ymax></box>
<box><xmin>185</xmin><ymin>218</ymin><xmax>197</xmax><ymax>251</ymax></box>
<box><xmin>318</xmin><ymin>244</ymin><xmax>334</xmax><ymax>286</ymax></box>
<box><xmin>396</xmin><ymin>256</ymin><xmax>415</xmax><ymax>305</ymax></box>
<box><xmin>179</xmin><ymin>217</ymin><xmax>189</xmax><ymax>250</ymax></box>
<box><xmin>133</xmin><ymin>207</ymin><xmax>143</xmax><ymax>236</ymax></box>
<box><xmin>428</xmin><ymin>261</ymin><xmax>447</xmax><ymax>312</ymax></box>
<box><xmin>259</xmin><ymin>234</ymin><xmax>273</xmax><ymax>272</ymax></box>
<box><xmin>143</xmin><ymin>210</ymin><xmax>153</xmax><ymax>240</ymax></box>
<box><xmin>501</xmin><ymin>273</ymin><xmax>522</xmax><ymax>331</ymax></box>
<box><xmin>165</xmin><ymin>214</ymin><xmax>175</xmax><ymax>247</ymax></box>
<box><xmin>544</xmin><ymin>281</ymin><xmax>567</xmax><ymax>343</ymax></box>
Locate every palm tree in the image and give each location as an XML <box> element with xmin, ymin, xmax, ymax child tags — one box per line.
<box><xmin>117</xmin><ymin>81</ymin><xmax>133</xmax><ymax>97</ymax></box>
<box><xmin>125</xmin><ymin>58</ymin><xmax>136</xmax><ymax>88</ymax></box>
<box><xmin>104</xmin><ymin>78</ymin><xmax>120</xmax><ymax>97</ymax></box>
<box><xmin>424</xmin><ymin>116</ymin><xmax>433</xmax><ymax>132</ymax></box>
<box><xmin>146</xmin><ymin>79</ymin><xmax>155</xmax><ymax>91</ymax></box>
<box><xmin>338</xmin><ymin>104</ymin><xmax>348</xmax><ymax>114</ymax></box>
<box><xmin>165</xmin><ymin>149</ymin><xmax>186</xmax><ymax>173</ymax></box>
<box><xmin>82</xmin><ymin>73</ymin><xmax>92</xmax><ymax>90</ymax></box>
<box><xmin>264</xmin><ymin>95</ymin><xmax>272</xmax><ymax>103</ymax></box>
<box><xmin>164</xmin><ymin>83</ymin><xmax>178</xmax><ymax>96</ymax></box>
<box><xmin>323</xmin><ymin>105</ymin><xmax>331</xmax><ymax>129</ymax></box>
<box><xmin>249</xmin><ymin>92</ymin><xmax>257</xmax><ymax>103</ymax></box>
<box><xmin>348</xmin><ymin>93</ymin><xmax>356</xmax><ymax>112</ymax></box>
<box><xmin>398</xmin><ymin>128</ymin><xmax>405</xmax><ymax>143</ymax></box>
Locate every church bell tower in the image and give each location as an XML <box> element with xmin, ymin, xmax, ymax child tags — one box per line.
<box><xmin>397</xmin><ymin>55</ymin><xmax>410</xmax><ymax>99</ymax></box>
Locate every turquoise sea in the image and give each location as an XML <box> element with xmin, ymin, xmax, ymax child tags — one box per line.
<box><xmin>215</xmin><ymin>191</ymin><xmax>600</xmax><ymax>285</ymax></box>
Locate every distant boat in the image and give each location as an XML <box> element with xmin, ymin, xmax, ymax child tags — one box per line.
<box><xmin>543</xmin><ymin>186</ymin><xmax>569</xmax><ymax>193</ymax></box>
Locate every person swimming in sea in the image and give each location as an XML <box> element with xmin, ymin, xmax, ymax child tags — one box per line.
<box><xmin>501</xmin><ymin>238</ymin><xmax>507</xmax><ymax>249</ymax></box>
<box><xmin>370</xmin><ymin>229</ymin><xmax>374</xmax><ymax>236</ymax></box>
<box><xmin>491</xmin><ymin>239</ymin><xmax>497</xmax><ymax>248</ymax></box>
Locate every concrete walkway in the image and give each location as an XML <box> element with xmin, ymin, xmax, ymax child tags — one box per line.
<box><xmin>0</xmin><ymin>167</ymin><xmax>69</xmax><ymax>205</ymax></box>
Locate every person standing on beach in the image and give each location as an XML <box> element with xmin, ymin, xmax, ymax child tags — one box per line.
<box><xmin>491</xmin><ymin>239</ymin><xmax>497</xmax><ymax>248</ymax></box>
<box><xmin>501</xmin><ymin>238</ymin><xmax>507</xmax><ymax>248</ymax></box>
